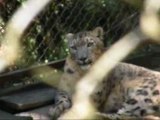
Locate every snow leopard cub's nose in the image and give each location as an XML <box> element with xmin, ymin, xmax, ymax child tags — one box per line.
<box><xmin>78</xmin><ymin>56</ymin><xmax>92</xmax><ymax>65</ymax></box>
<box><xmin>79</xmin><ymin>57</ymin><xmax>87</xmax><ymax>62</ymax></box>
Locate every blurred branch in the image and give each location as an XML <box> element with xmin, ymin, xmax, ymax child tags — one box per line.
<box><xmin>0</xmin><ymin>0</ymin><xmax>51</xmax><ymax>72</ymax></box>
<box><xmin>140</xmin><ymin>0</ymin><xmax>160</xmax><ymax>42</ymax></box>
<box><xmin>123</xmin><ymin>0</ymin><xmax>160</xmax><ymax>42</ymax></box>
<box><xmin>60</xmin><ymin>27</ymin><xmax>148</xmax><ymax>119</ymax></box>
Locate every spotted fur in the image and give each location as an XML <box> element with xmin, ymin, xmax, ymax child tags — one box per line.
<box><xmin>49</xmin><ymin>27</ymin><xmax>160</xmax><ymax>119</ymax></box>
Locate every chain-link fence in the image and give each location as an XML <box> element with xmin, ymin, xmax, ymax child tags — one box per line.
<box><xmin>0</xmin><ymin>0</ymin><xmax>140</xmax><ymax>73</ymax></box>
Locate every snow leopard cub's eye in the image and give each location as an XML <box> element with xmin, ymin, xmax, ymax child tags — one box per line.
<box><xmin>70</xmin><ymin>45</ymin><xmax>77</xmax><ymax>50</ymax></box>
<box><xmin>87</xmin><ymin>41</ymin><xmax>94</xmax><ymax>47</ymax></box>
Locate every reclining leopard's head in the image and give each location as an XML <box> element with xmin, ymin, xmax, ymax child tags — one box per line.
<box><xmin>66</xmin><ymin>27</ymin><xmax>104</xmax><ymax>70</ymax></box>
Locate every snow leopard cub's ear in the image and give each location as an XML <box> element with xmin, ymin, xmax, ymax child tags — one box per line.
<box><xmin>65</xmin><ymin>33</ymin><xmax>74</xmax><ymax>46</ymax></box>
<box><xmin>91</xmin><ymin>27</ymin><xmax>104</xmax><ymax>40</ymax></box>
<box><xmin>66</xmin><ymin>33</ymin><xmax>74</xmax><ymax>41</ymax></box>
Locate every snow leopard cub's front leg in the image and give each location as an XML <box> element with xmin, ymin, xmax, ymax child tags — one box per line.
<box><xmin>48</xmin><ymin>91</ymin><xmax>72</xmax><ymax>119</ymax></box>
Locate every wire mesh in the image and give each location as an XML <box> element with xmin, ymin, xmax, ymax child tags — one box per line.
<box><xmin>0</xmin><ymin>0</ymin><xmax>139</xmax><ymax>72</ymax></box>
